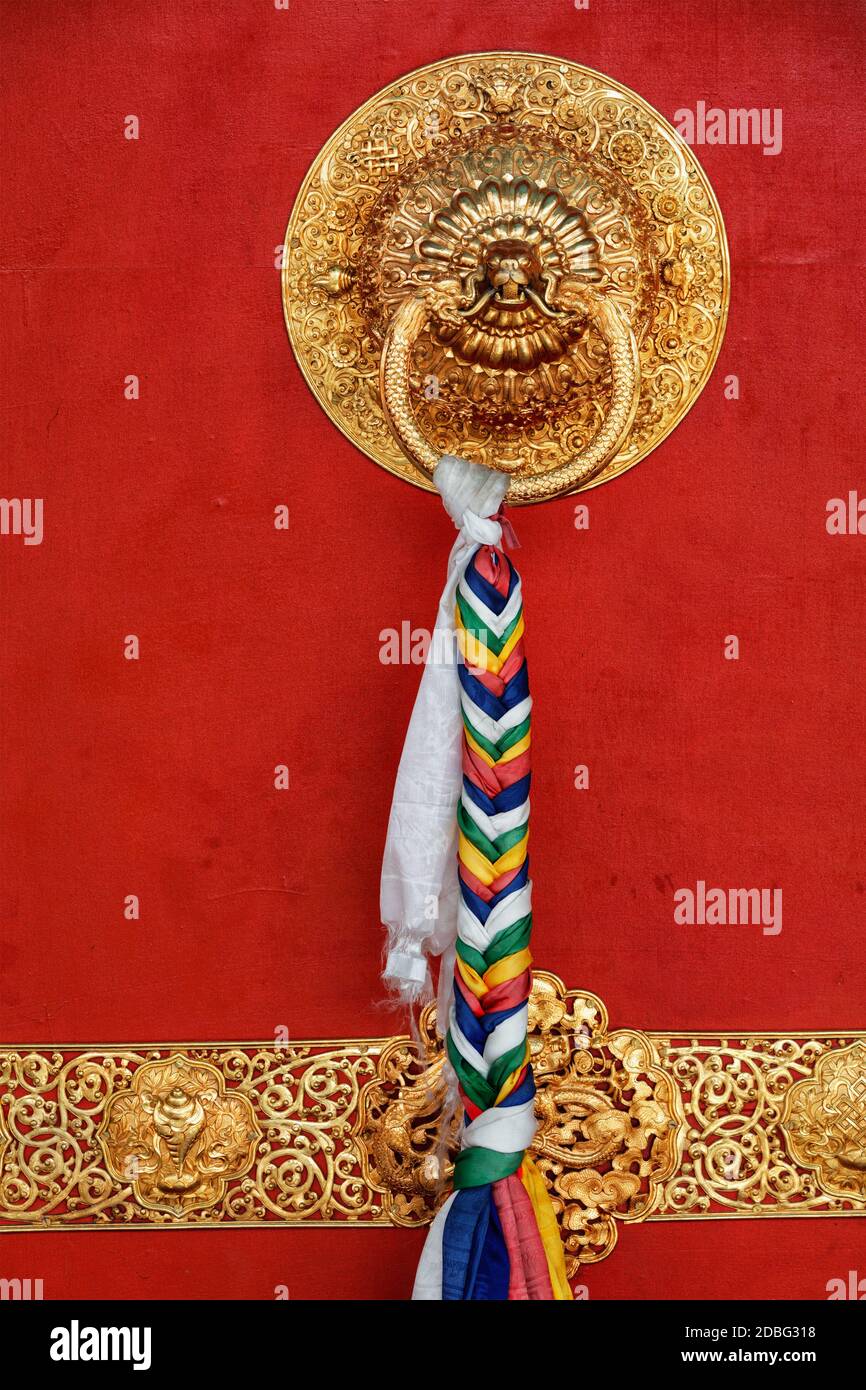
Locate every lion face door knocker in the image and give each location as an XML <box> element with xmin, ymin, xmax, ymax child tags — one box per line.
<box><xmin>283</xmin><ymin>52</ymin><xmax>729</xmax><ymax>501</ymax></box>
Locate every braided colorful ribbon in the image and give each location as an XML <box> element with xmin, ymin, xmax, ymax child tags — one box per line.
<box><xmin>414</xmin><ymin>539</ymin><xmax>571</xmax><ymax>1300</ymax></box>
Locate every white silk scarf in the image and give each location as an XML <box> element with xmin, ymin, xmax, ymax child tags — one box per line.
<box><xmin>380</xmin><ymin>455</ymin><xmax>509</xmax><ymax>1024</ymax></box>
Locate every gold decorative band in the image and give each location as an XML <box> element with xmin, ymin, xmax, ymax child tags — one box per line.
<box><xmin>1</xmin><ymin>974</ymin><xmax>863</xmax><ymax>1274</ymax></box>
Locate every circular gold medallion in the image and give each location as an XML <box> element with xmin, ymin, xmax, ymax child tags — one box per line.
<box><xmin>282</xmin><ymin>52</ymin><xmax>729</xmax><ymax>502</ymax></box>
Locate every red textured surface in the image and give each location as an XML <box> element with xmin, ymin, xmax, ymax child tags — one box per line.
<box><xmin>1</xmin><ymin>0</ymin><xmax>864</xmax><ymax>1299</ymax></box>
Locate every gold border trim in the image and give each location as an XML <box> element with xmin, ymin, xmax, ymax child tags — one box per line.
<box><xmin>1</xmin><ymin>977</ymin><xmax>862</xmax><ymax>1273</ymax></box>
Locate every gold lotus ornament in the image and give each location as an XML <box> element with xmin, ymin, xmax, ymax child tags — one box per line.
<box><xmin>283</xmin><ymin>52</ymin><xmax>730</xmax><ymax>501</ymax></box>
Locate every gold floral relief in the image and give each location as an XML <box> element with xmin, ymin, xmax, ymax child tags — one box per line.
<box><xmin>1</xmin><ymin>975</ymin><xmax>862</xmax><ymax>1274</ymax></box>
<box><xmin>98</xmin><ymin>1056</ymin><xmax>261</xmax><ymax>1216</ymax></box>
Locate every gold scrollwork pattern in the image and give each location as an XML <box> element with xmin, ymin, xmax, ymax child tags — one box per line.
<box><xmin>0</xmin><ymin>1044</ymin><xmax>385</xmax><ymax>1227</ymax></box>
<box><xmin>654</xmin><ymin>1036</ymin><xmax>866</xmax><ymax>1217</ymax></box>
<box><xmin>0</xmin><ymin>976</ymin><xmax>863</xmax><ymax>1271</ymax></box>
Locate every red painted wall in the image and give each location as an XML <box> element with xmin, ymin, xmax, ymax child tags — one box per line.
<box><xmin>1</xmin><ymin>0</ymin><xmax>863</xmax><ymax>1299</ymax></box>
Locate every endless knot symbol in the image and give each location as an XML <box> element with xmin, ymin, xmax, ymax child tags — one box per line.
<box><xmin>822</xmin><ymin>1077</ymin><xmax>866</xmax><ymax>1147</ymax></box>
<box><xmin>359</xmin><ymin>138</ymin><xmax>400</xmax><ymax>173</ymax></box>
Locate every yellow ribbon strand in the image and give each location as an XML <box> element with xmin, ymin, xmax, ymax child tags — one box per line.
<box><xmin>462</xmin><ymin>728</ymin><xmax>497</xmax><ymax>768</ymax></box>
<box><xmin>455</xmin><ymin>611</ymin><xmax>525</xmax><ymax>676</ymax></box>
<box><xmin>496</xmin><ymin>615</ymin><xmax>525</xmax><ymax>667</ymax></box>
<box><xmin>520</xmin><ymin>1155</ymin><xmax>573</xmax><ymax>1301</ymax></box>
<box><xmin>497</xmin><ymin>731</ymin><xmax>531</xmax><ymax>764</ymax></box>
<box><xmin>457</xmin><ymin>831</ymin><xmax>528</xmax><ymax>887</ymax></box>
<box><xmin>458</xmin><ymin>831</ymin><xmax>496</xmax><ymax>885</ymax></box>
<box><xmin>484</xmin><ymin>947</ymin><xmax>532</xmax><ymax>989</ymax></box>
<box><xmin>455</xmin><ymin>955</ymin><xmax>487</xmax><ymax>999</ymax></box>
<box><xmin>494</xmin><ymin>1042</ymin><xmax>531</xmax><ymax>1104</ymax></box>
<box><xmin>491</xmin><ymin>831</ymin><xmax>528</xmax><ymax>874</ymax></box>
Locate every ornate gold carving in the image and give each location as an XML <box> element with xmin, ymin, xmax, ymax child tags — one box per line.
<box><xmin>652</xmin><ymin>1035</ymin><xmax>866</xmax><ymax>1218</ymax></box>
<box><xmin>1</xmin><ymin>978</ymin><xmax>862</xmax><ymax>1270</ymax></box>
<box><xmin>782</xmin><ymin>1042</ymin><xmax>866</xmax><ymax>1201</ymax></box>
<box><xmin>311</xmin><ymin>264</ymin><xmax>355</xmax><ymax>296</ymax></box>
<box><xmin>354</xmin><ymin>976</ymin><xmax>683</xmax><ymax>1271</ymax></box>
<box><xmin>404</xmin><ymin>178</ymin><xmax>602</xmax><ymax>374</ymax></box>
<box><xmin>99</xmin><ymin>1056</ymin><xmax>261</xmax><ymax>1216</ymax></box>
<box><xmin>283</xmin><ymin>52</ymin><xmax>729</xmax><ymax>502</ymax></box>
<box><xmin>380</xmin><ymin>274</ymin><xmax>641</xmax><ymax>497</ymax></box>
<box><xmin>0</xmin><ymin>1044</ymin><xmax>384</xmax><ymax>1227</ymax></box>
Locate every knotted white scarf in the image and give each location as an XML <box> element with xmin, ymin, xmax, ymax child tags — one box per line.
<box><xmin>380</xmin><ymin>455</ymin><xmax>509</xmax><ymax>1024</ymax></box>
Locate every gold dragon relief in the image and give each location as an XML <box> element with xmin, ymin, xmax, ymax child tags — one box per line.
<box><xmin>0</xmin><ymin>976</ymin><xmax>863</xmax><ymax>1271</ymax></box>
<box><xmin>354</xmin><ymin>974</ymin><xmax>686</xmax><ymax>1271</ymax></box>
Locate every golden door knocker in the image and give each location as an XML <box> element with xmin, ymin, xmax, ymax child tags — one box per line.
<box><xmin>283</xmin><ymin>52</ymin><xmax>730</xmax><ymax>502</ymax></box>
<box><xmin>379</xmin><ymin>257</ymin><xmax>641</xmax><ymax>500</ymax></box>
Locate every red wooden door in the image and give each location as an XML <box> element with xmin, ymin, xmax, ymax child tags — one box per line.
<box><xmin>1</xmin><ymin>0</ymin><xmax>864</xmax><ymax>1299</ymax></box>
